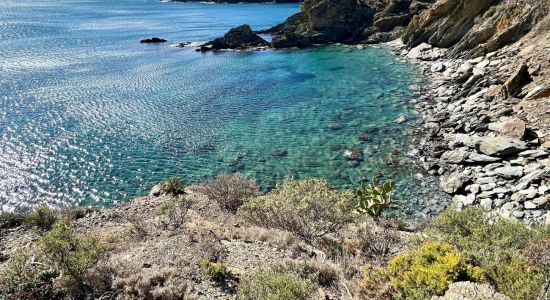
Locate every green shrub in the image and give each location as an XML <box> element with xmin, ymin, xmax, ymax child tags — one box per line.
<box><xmin>155</xmin><ymin>196</ymin><xmax>194</xmax><ymax>230</ymax></box>
<box><xmin>199</xmin><ymin>259</ymin><xmax>231</xmax><ymax>283</ymax></box>
<box><xmin>355</xmin><ymin>177</ymin><xmax>398</xmax><ymax>217</ymax></box>
<box><xmin>38</xmin><ymin>223</ymin><xmax>107</xmax><ymax>295</ymax></box>
<box><xmin>238</xmin><ymin>178</ymin><xmax>354</xmax><ymax>241</ymax></box>
<box><xmin>0</xmin><ymin>212</ymin><xmax>26</xmax><ymax>230</ymax></box>
<box><xmin>371</xmin><ymin>241</ymin><xmax>485</xmax><ymax>300</ymax></box>
<box><xmin>428</xmin><ymin>207</ymin><xmax>550</xmax><ymax>300</ymax></box>
<box><xmin>159</xmin><ymin>177</ymin><xmax>186</xmax><ymax>195</ymax></box>
<box><xmin>278</xmin><ymin>260</ymin><xmax>339</xmax><ymax>288</ymax></box>
<box><xmin>196</xmin><ymin>173</ymin><xmax>261</xmax><ymax>212</ymax></box>
<box><xmin>238</xmin><ymin>267</ymin><xmax>318</xmax><ymax>300</ymax></box>
<box><xmin>0</xmin><ymin>252</ymin><xmax>64</xmax><ymax>300</ymax></box>
<box><xmin>489</xmin><ymin>254</ymin><xmax>543</xmax><ymax>300</ymax></box>
<box><xmin>24</xmin><ymin>207</ymin><xmax>58</xmax><ymax>231</ymax></box>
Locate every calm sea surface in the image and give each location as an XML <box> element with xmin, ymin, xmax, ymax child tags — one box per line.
<box><xmin>0</xmin><ymin>0</ymin><xmax>429</xmax><ymax>212</ymax></box>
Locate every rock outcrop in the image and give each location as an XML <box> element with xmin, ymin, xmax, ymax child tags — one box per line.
<box><xmin>403</xmin><ymin>0</ymin><xmax>550</xmax><ymax>57</ymax></box>
<box><xmin>434</xmin><ymin>281</ymin><xmax>511</xmax><ymax>300</ymax></box>
<box><xmin>140</xmin><ymin>37</ymin><xmax>167</xmax><ymax>43</ymax></box>
<box><xmin>268</xmin><ymin>0</ymin><xmax>434</xmax><ymax>48</ymax></box>
<box><xmin>199</xmin><ymin>25</ymin><xmax>269</xmax><ymax>51</ymax></box>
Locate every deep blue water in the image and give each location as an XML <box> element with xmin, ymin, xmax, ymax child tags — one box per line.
<box><xmin>0</xmin><ymin>0</ymin><xmax>426</xmax><ymax>212</ymax></box>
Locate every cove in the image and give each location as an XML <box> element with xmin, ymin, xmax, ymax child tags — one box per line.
<box><xmin>0</xmin><ymin>0</ymin><xmax>434</xmax><ymax>217</ymax></box>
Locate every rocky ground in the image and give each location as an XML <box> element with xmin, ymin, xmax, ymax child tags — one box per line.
<box><xmin>383</xmin><ymin>0</ymin><xmax>550</xmax><ymax>223</ymax></box>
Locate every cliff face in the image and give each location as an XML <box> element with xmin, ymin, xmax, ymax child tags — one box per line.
<box><xmin>270</xmin><ymin>0</ymin><xmax>434</xmax><ymax>47</ymax></box>
<box><xmin>403</xmin><ymin>0</ymin><xmax>550</xmax><ymax>57</ymax></box>
<box><xmin>271</xmin><ymin>0</ymin><xmax>549</xmax><ymax>56</ymax></box>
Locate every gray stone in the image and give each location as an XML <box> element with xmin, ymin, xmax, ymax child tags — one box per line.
<box><xmin>441</xmin><ymin>149</ymin><xmax>470</xmax><ymax>164</ymax></box>
<box><xmin>476</xmin><ymin>177</ymin><xmax>496</xmax><ymax>184</ymax></box>
<box><xmin>149</xmin><ymin>184</ymin><xmax>163</xmax><ymax>197</ymax></box>
<box><xmin>480</xmin><ymin>198</ymin><xmax>493</xmax><ymax>211</ymax></box>
<box><xmin>479</xmin><ymin>136</ymin><xmax>527</xmax><ymax>156</ymax></box>
<box><xmin>518</xmin><ymin>149</ymin><xmax>549</xmax><ymax>158</ymax></box>
<box><xmin>524</xmin><ymin>201</ymin><xmax>537</xmax><ymax>209</ymax></box>
<box><xmin>514</xmin><ymin>169</ymin><xmax>547</xmax><ymax>191</ymax></box>
<box><xmin>511</xmin><ymin>192</ymin><xmax>527</xmax><ymax>202</ymax></box>
<box><xmin>494</xmin><ymin>166</ymin><xmax>524</xmax><ymax>178</ymax></box>
<box><xmin>468</xmin><ymin>152</ymin><xmax>501</xmax><ymax>163</ymax></box>
<box><xmin>512</xmin><ymin>210</ymin><xmax>525</xmax><ymax>218</ymax></box>
<box><xmin>478</xmin><ymin>187</ymin><xmax>509</xmax><ymax>198</ymax></box>
<box><xmin>440</xmin><ymin>173</ymin><xmax>469</xmax><ymax>194</ymax></box>
<box><xmin>519</xmin><ymin>187</ymin><xmax>538</xmax><ymax>199</ymax></box>
<box><xmin>434</xmin><ymin>281</ymin><xmax>510</xmax><ymax>300</ymax></box>
<box><xmin>480</xmin><ymin>182</ymin><xmax>497</xmax><ymax>191</ymax></box>
<box><xmin>469</xmin><ymin>184</ymin><xmax>481</xmax><ymax>194</ymax></box>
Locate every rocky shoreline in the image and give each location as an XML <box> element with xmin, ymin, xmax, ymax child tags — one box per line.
<box><xmin>385</xmin><ymin>36</ymin><xmax>550</xmax><ymax>224</ymax></box>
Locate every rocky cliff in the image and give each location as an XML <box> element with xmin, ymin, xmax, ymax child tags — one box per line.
<box><xmin>403</xmin><ymin>0</ymin><xmax>550</xmax><ymax>57</ymax></box>
<box><xmin>268</xmin><ymin>0</ymin><xmax>434</xmax><ymax>47</ymax></box>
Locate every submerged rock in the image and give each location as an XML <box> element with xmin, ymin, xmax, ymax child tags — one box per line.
<box><xmin>344</xmin><ymin>149</ymin><xmax>364</xmax><ymax>161</ymax></box>
<box><xmin>199</xmin><ymin>24</ymin><xmax>269</xmax><ymax>51</ymax></box>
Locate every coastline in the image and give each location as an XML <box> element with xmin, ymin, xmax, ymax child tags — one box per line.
<box><xmin>384</xmin><ymin>38</ymin><xmax>550</xmax><ymax>224</ymax></box>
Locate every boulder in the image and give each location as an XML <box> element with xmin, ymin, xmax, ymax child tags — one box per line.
<box><xmin>140</xmin><ymin>37</ymin><xmax>167</xmax><ymax>43</ymax></box>
<box><xmin>499</xmin><ymin>119</ymin><xmax>526</xmax><ymax>139</ymax></box>
<box><xmin>434</xmin><ymin>281</ymin><xmax>510</xmax><ymax>300</ymax></box>
<box><xmin>478</xmin><ymin>136</ymin><xmax>527</xmax><ymax>157</ymax></box>
<box><xmin>272</xmin><ymin>31</ymin><xmax>311</xmax><ymax>48</ymax></box>
<box><xmin>467</xmin><ymin>152</ymin><xmax>501</xmax><ymax>163</ymax></box>
<box><xmin>149</xmin><ymin>184</ymin><xmax>163</xmax><ymax>197</ymax></box>
<box><xmin>200</xmin><ymin>25</ymin><xmax>268</xmax><ymax>51</ymax></box>
<box><xmin>440</xmin><ymin>172</ymin><xmax>469</xmax><ymax>194</ymax></box>
<box><xmin>493</xmin><ymin>166</ymin><xmax>524</xmax><ymax>179</ymax></box>
<box><xmin>502</xmin><ymin>63</ymin><xmax>532</xmax><ymax>97</ymax></box>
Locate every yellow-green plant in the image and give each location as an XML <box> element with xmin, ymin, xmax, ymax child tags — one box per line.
<box><xmin>38</xmin><ymin>223</ymin><xmax>107</xmax><ymax>294</ymax></box>
<box><xmin>238</xmin><ymin>267</ymin><xmax>318</xmax><ymax>300</ymax></box>
<box><xmin>24</xmin><ymin>207</ymin><xmax>58</xmax><ymax>231</ymax></box>
<box><xmin>159</xmin><ymin>177</ymin><xmax>186</xmax><ymax>195</ymax></box>
<box><xmin>355</xmin><ymin>177</ymin><xmax>398</xmax><ymax>217</ymax></box>
<box><xmin>374</xmin><ymin>241</ymin><xmax>485</xmax><ymax>300</ymax></box>
<box><xmin>199</xmin><ymin>259</ymin><xmax>230</xmax><ymax>283</ymax></box>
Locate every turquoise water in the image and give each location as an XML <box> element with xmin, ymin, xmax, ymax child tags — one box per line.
<box><xmin>0</xmin><ymin>0</ymin><xmax>425</xmax><ymax>211</ymax></box>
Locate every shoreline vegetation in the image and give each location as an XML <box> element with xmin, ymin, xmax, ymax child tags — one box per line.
<box><xmin>2</xmin><ymin>0</ymin><xmax>550</xmax><ymax>299</ymax></box>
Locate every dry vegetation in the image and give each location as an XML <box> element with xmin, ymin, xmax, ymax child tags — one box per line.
<box><xmin>1</xmin><ymin>175</ymin><xmax>549</xmax><ymax>300</ymax></box>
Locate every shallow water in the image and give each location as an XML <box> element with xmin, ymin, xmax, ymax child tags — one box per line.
<box><xmin>0</xmin><ymin>0</ymin><xmax>431</xmax><ymax>213</ymax></box>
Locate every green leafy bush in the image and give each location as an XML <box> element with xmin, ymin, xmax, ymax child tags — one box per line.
<box><xmin>368</xmin><ymin>241</ymin><xmax>485</xmax><ymax>300</ymax></box>
<box><xmin>159</xmin><ymin>177</ymin><xmax>186</xmax><ymax>195</ymax></box>
<box><xmin>238</xmin><ymin>178</ymin><xmax>354</xmax><ymax>241</ymax></box>
<box><xmin>38</xmin><ymin>223</ymin><xmax>107</xmax><ymax>295</ymax></box>
<box><xmin>355</xmin><ymin>177</ymin><xmax>398</xmax><ymax>217</ymax></box>
<box><xmin>24</xmin><ymin>207</ymin><xmax>58</xmax><ymax>231</ymax></box>
<box><xmin>238</xmin><ymin>266</ymin><xmax>318</xmax><ymax>300</ymax></box>
<box><xmin>196</xmin><ymin>173</ymin><xmax>261</xmax><ymax>212</ymax></box>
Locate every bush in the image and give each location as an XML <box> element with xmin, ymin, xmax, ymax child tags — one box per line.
<box><xmin>428</xmin><ymin>207</ymin><xmax>550</xmax><ymax>300</ymax></box>
<box><xmin>196</xmin><ymin>173</ymin><xmax>261</xmax><ymax>212</ymax></box>
<box><xmin>0</xmin><ymin>252</ymin><xmax>64</xmax><ymax>300</ymax></box>
<box><xmin>199</xmin><ymin>259</ymin><xmax>232</xmax><ymax>284</ymax></box>
<box><xmin>280</xmin><ymin>260</ymin><xmax>340</xmax><ymax>288</ymax></box>
<box><xmin>38</xmin><ymin>223</ymin><xmax>107</xmax><ymax>296</ymax></box>
<box><xmin>159</xmin><ymin>177</ymin><xmax>186</xmax><ymax>195</ymax></box>
<box><xmin>238</xmin><ymin>178</ymin><xmax>354</xmax><ymax>241</ymax></box>
<box><xmin>0</xmin><ymin>212</ymin><xmax>26</xmax><ymax>230</ymax></box>
<box><xmin>238</xmin><ymin>267</ymin><xmax>318</xmax><ymax>300</ymax></box>
<box><xmin>113</xmin><ymin>267</ymin><xmax>196</xmax><ymax>300</ymax></box>
<box><xmin>24</xmin><ymin>207</ymin><xmax>58</xmax><ymax>231</ymax></box>
<box><xmin>155</xmin><ymin>196</ymin><xmax>194</xmax><ymax>230</ymax></box>
<box><xmin>369</xmin><ymin>241</ymin><xmax>485</xmax><ymax>300</ymax></box>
